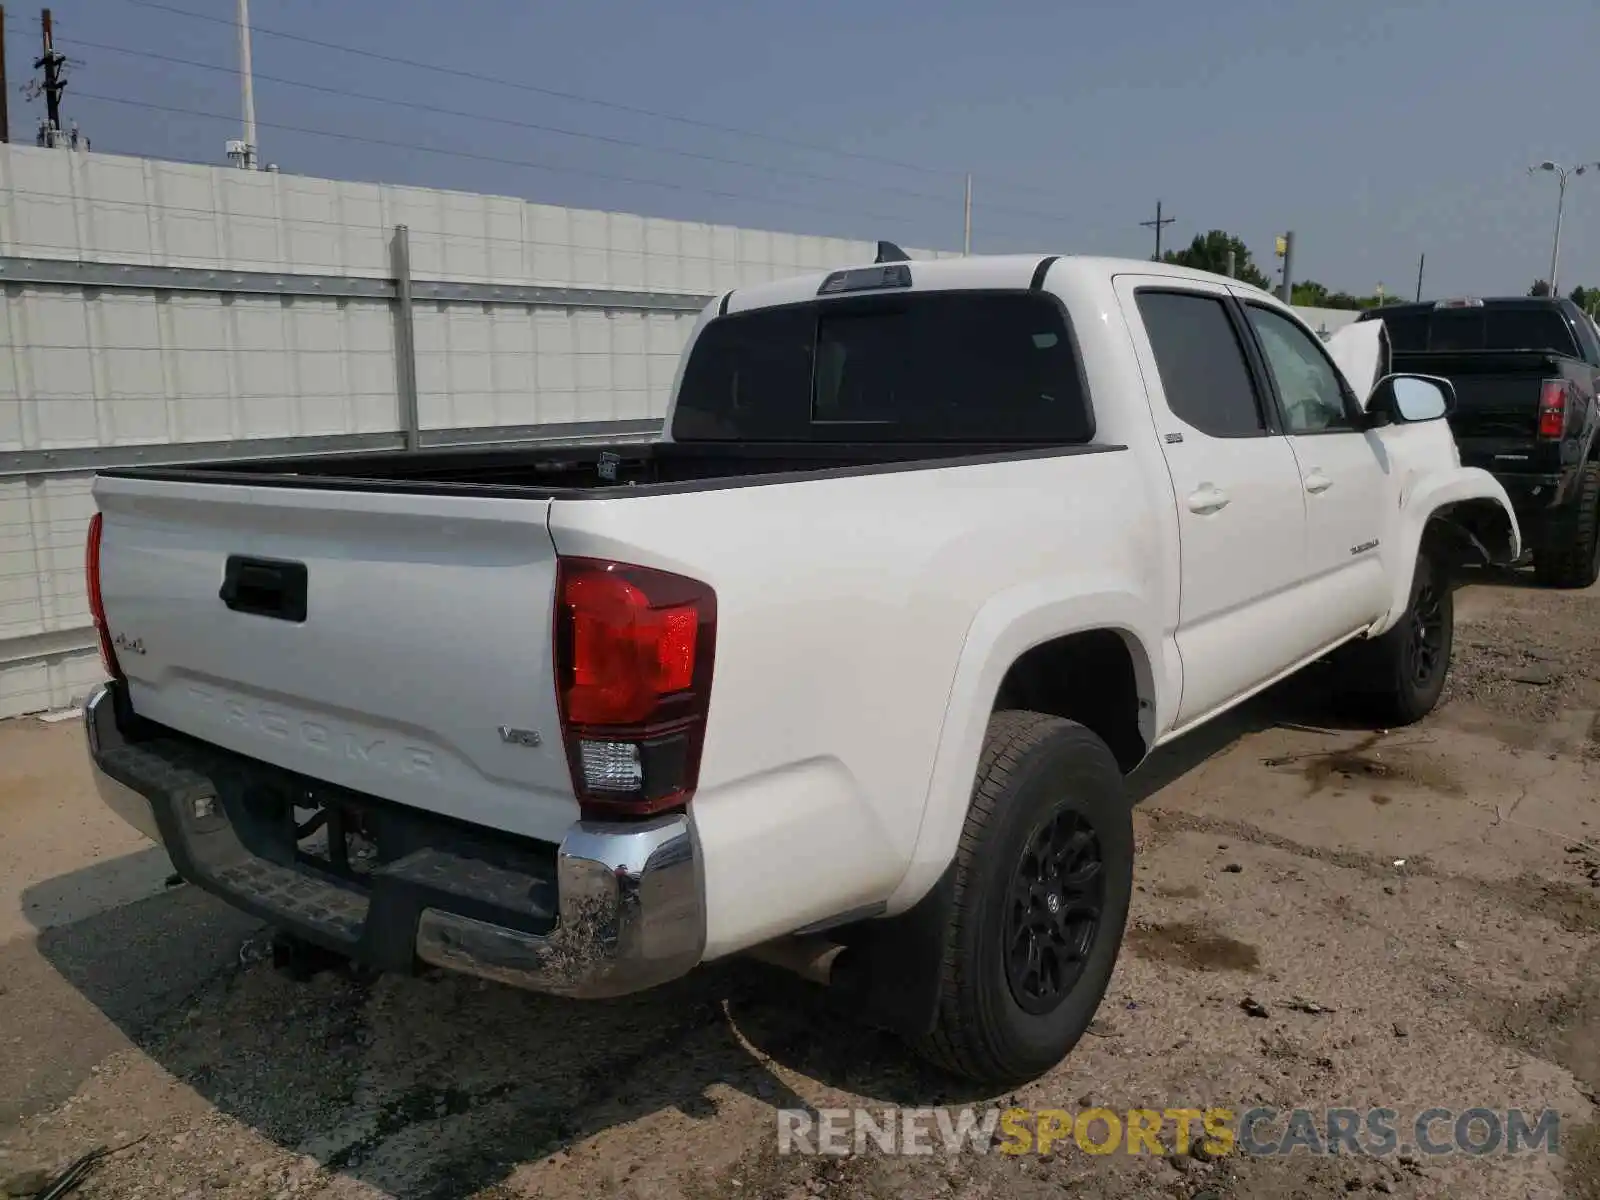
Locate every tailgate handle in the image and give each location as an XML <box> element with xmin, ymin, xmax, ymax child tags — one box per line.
<box><xmin>220</xmin><ymin>556</ymin><xmax>308</xmax><ymax>623</ymax></box>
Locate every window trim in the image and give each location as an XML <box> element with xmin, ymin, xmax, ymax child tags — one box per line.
<box><xmin>671</xmin><ymin>286</ymin><xmax>1098</xmax><ymax>445</ymax></box>
<box><xmin>1131</xmin><ymin>285</ymin><xmax>1280</xmax><ymax>439</ymax></box>
<box><xmin>1238</xmin><ymin>299</ymin><xmax>1364</xmax><ymax>437</ymax></box>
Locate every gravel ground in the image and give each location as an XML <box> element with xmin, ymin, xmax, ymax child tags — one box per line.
<box><xmin>1</xmin><ymin>564</ymin><xmax>1597</xmax><ymax>1200</ymax></box>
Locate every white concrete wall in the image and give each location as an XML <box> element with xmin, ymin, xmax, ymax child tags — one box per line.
<box><xmin>0</xmin><ymin>473</ymin><xmax>101</xmax><ymax>717</ymax></box>
<box><xmin>1295</xmin><ymin>305</ymin><xmax>1364</xmax><ymax>339</ymax></box>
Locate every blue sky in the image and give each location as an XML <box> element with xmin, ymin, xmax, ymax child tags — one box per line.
<box><xmin>18</xmin><ymin>0</ymin><xmax>1600</xmax><ymax>298</ymax></box>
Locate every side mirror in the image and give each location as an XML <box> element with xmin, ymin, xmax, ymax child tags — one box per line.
<box><xmin>1365</xmin><ymin>373</ymin><xmax>1454</xmax><ymax>426</ymax></box>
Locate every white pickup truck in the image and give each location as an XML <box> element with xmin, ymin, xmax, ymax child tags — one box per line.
<box><xmin>83</xmin><ymin>254</ymin><xmax>1519</xmax><ymax>1086</ymax></box>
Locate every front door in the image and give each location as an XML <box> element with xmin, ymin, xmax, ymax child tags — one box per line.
<box><xmin>1235</xmin><ymin>297</ymin><xmax>1390</xmax><ymax>645</ymax></box>
<box><xmin>1116</xmin><ymin>277</ymin><xmax>1310</xmax><ymax>726</ymax></box>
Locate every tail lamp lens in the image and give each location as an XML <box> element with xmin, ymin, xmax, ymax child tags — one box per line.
<box><xmin>554</xmin><ymin>558</ymin><xmax>716</xmax><ymax>819</ymax></box>
<box><xmin>85</xmin><ymin>512</ymin><xmax>123</xmax><ymax>681</ymax></box>
<box><xmin>1538</xmin><ymin>379</ymin><xmax>1567</xmax><ymax>439</ymax></box>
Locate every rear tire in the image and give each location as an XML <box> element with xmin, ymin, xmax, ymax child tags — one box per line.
<box><xmin>1340</xmin><ymin>552</ymin><xmax>1453</xmax><ymax>727</ymax></box>
<box><xmin>1532</xmin><ymin>462</ymin><xmax>1600</xmax><ymax>589</ymax></box>
<box><xmin>914</xmin><ymin>711</ymin><xmax>1133</xmax><ymax>1087</ymax></box>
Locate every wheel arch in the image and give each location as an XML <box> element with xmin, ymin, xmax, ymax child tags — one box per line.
<box><xmin>1376</xmin><ymin>469</ymin><xmax>1520</xmax><ymax>633</ymax></box>
<box><xmin>883</xmin><ymin>584</ymin><xmax>1163</xmax><ymax>918</ymax></box>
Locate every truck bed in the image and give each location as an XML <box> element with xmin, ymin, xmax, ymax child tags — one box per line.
<box><xmin>100</xmin><ymin>438</ymin><xmax>1114</xmax><ymax>498</ymax></box>
<box><xmin>90</xmin><ymin>434</ymin><xmax>1125</xmax><ymax>846</ymax></box>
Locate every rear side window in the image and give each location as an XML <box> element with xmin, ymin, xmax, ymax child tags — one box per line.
<box><xmin>671</xmin><ymin>307</ymin><xmax>814</xmax><ymax>440</ymax></box>
<box><xmin>671</xmin><ymin>292</ymin><xmax>1092</xmax><ymax>443</ymax></box>
<box><xmin>1136</xmin><ymin>291</ymin><xmax>1266</xmax><ymax>437</ymax></box>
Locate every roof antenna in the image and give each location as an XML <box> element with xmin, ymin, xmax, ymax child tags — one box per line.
<box><xmin>874</xmin><ymin>240</ymin><xmax>911</xmax><ymax>264</ymax></box>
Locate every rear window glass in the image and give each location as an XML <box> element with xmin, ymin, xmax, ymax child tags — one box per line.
<box><xmin>1367</xmin><ymin>306</ymin><xmax>1579</xmax><ymax>355</ymax></box>
<box><xmin>1372</xmin><ymin>311</ymin><xmax>1428</xmax><ymax>351</ymax></box>
<box><xmin>671</xmin><ymin>292</ymin><xmax>1093</xmax><ymax>443</ymax></box>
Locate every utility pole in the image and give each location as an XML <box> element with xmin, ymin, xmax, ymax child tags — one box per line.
<box><xmin>1226</xmin><ymin>249</ymin><xmax>1236</xmax><ymax>278</ymax></box>
<box><xmin>1140</xmin><ymin>200</ymin><xmax>1175</xmax><ymax>260</ymax></box>
<box><xmin>1276</xmin><ymin>230</ymin><xmax>1296</xmax><ymax>302</ymax></box>
<box><xmin>1415</xmin><ymin>253</ymin><xmax>1425</xmax><ymax>302</ymax></box>
<box><xmin>34</xmin><ymin>8</ymin><xmax>66</xmax><ymax>146</ymax></box>
<box><xmin>960</xmin><ymin>172</ymin><xmax>972</xmax><ymax>257</ymax></box>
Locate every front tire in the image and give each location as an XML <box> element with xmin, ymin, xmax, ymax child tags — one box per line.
<box><xmin>914</xmin><ymin>711</ymin><xmax>1133</xmax><ymax>1087</ymax></box>
<box><xmin>1342</xmin><ymin>552</ymin><xmax>1453</xmax><ymax>727</ymax></box>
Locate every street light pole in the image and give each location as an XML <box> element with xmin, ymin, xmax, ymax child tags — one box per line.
<box><xmin>1529</xmin><ymin>160</ymin><xmax>1600</xmax><ymax>295</ymax></box>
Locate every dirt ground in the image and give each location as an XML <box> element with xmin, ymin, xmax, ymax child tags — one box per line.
<box><xmin>2</xmin><ymin>562</ymin><xmax>1598</xmax><ymax>1200</ymax></box>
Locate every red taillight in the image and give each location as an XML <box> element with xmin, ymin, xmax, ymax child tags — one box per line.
<box><xmin>554</xmin><ymin>557</ymin><xmax>716</xmax><ymax>820</ymax></box>
<box><xmin>1538</xmin><ymin>379</ymin><xmax>1568</xmax><ymax>439</ymax></box>
<box><xmin>85</xmin><ymin>512</ymin><xmax>123</xmax><ymax>681</ymax></box>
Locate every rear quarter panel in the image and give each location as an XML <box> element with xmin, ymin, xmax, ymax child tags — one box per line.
<box><xmin>551</xmin><ymin>268</ymin><xmax>1184</xmax><ymax>955</ymax></box>
<box><xmin>548</xmin><ymin>447</ymin><xmax>1166</xmax><ymax>957</ymax></box>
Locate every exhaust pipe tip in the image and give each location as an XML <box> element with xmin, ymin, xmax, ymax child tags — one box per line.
<box><xmin>744</xmin><ymin>935</ymin><xmax>848</xmax><ymax>987</ymax></box>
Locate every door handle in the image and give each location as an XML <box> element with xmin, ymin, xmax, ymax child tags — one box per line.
<box><xmin>1186</xmin><ymin>485</ymin><xmax>1231</xmax><ymax>515</ymax></box>
<box><xmin>1304</xmin><ymin>469</ymin><xmax>1333</xmax><ymax>495</ymax></box>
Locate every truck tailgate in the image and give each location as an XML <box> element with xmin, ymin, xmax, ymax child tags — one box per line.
<box><xmin>1391</xmin><ymin>349</ymin><xmax>1562</xmax><ymax>439</ymax></box>
<box><xmin>92</xmin><ymin>474</ymin><xmax>579</xmax><ymax>843</ymax></box>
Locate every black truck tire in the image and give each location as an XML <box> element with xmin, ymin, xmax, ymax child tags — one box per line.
<box><xmin>1532</xmin><ymin>462</ymin><xmax>1600</xmax><ymax>589</ymax></box>
<box><xmin>914</xmin><ymin>711</ymin><xmax>1133</xmax><ymax>1087</ymax></box>
<box><xmin>1338</xmin><ymin>552</ymin><xmax>1454</xmax><ymax>727</ymax></box>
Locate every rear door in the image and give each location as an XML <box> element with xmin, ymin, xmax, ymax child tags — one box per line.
<box><xmin>1116</xmin><ymin>276</ymin><xmax>1310</xmax><ymax>725</ymax></box>
<box><xmin>92</xmin><ymin>475</ymin><xmax>578</xmax><ymax>842</ymax></box>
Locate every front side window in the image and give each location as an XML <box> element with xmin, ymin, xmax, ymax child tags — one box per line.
<box><xmin>1246</xmin><ymin>305</ymin><xmax>1355</xmax><ymax>434</ymax></box>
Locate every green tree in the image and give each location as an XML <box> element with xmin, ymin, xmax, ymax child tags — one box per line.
<box><xmin>1161</xmin><ymin>230</ymin><xmax>1272</xmax><ymax>290</ymax></box>
<box><xmin>1291</xmin><ymin>280</ymin><xmax>1330</xmax><ymax>307</ymax></box>
<box><xmin>1289</xmin><ymin>281</ymin><xmax>1405</xmax><ymax>311</ymax></box>
<box><xmin>1569</xmin><ymin>285</ymin><xmax>1598</xmax><ymax>315</ymax></box>
<box><xmin>1529</xmin><ymin>279</ymin><xmax>1552</xmax><ymax>297</ymax></box>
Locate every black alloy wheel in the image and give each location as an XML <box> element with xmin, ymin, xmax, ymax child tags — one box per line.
<box><xmin>1003</xmin><ymin>809</ymin><xmax>1106</xmax><ymax>1016</ymax></box>
<box><xmin>1402</xmin><ymin>574</ymin><xmax>1446</xmax><ymax>691</ymax></box>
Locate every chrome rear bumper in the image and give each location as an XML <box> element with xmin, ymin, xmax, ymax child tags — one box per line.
<box><xmin>83</xmin><ymin>681</ymin><xmax>705</xmax><ymax>999</ymax></box>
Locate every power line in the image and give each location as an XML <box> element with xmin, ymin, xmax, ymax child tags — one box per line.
<box><xmin>111</xmin><ymin>0</ymin><xmax>960</xmax><ymax>180</ymax></box>
<box><xmin>68</xmin><ymin>88</ymin><xmax>983</xmax><ymax>233</ymax></box>
<box><xmin>71</xmin><ymin>38</ymin><xmax>967</xmax><ymax>211</ymax></box>
<box><xmin>106</xmin><ymin>0</ymin><xmax>1085</xmax><ymax>207</ymax></box>
<box><xmin>79</xmin><ymin>38</ymin><xmax>1079</xmax><ymax>227</ymax></box>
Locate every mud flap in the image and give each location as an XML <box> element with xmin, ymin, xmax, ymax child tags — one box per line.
<box><xmin>826</xmin><ymin>863</ymin><xmax>959</xmax><ymax>1039</ymax></box>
